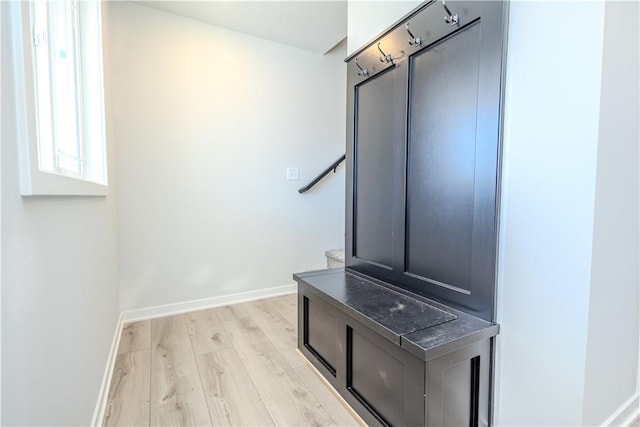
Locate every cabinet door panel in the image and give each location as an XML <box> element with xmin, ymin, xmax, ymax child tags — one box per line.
<box><xmin>350</xmin><ymin>328</ymin><xmax>405</xmax><ymax>425</ymax></box>
<box><xmin>346</xmin><ymin>324</ymin><xmax>425</xmax><ymax>426</ymax></box>
<box><xmin>353</xmin><ymin>67</ymin><xmax>404</xmax><ymax>269</ymax></box>
<box><xmin>405</xmin><ymin>23</ymin><xmax>482</xmax><ymax>293</ymax></box>
<box><xmin>304</xmin><ymin>297</ymin><xmax>338</xmax><ymax>375</ymax></box>
<box><xmin>401</xmin><ymin>12</ymin><xmax>503</xmax><ymax>322</ymax></box>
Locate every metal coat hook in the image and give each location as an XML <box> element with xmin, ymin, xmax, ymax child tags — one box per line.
<box><xmin>405</xmin><ymin>23</ymin><xmax>421</xmax><ymax>47</ymax></box>
<box><xmin>355</xmin><ymin>58</ymin><xmax>369</xmax><ymax>77</ymax></box>
<box><xmin>377</xmin><ymin>43</ymin><xmax>394</xmax><ymax>64</ymax></box>
<box><xmin>442</xmin><ymin>0</ymin><xmax>459</xmax><ymax>25</ymax></box>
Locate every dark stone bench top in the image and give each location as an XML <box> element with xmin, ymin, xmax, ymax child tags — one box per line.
<box><xmin>294</xmin><ymin>268</ymin><xmax>499</xmax><ymax>361</ymax></box>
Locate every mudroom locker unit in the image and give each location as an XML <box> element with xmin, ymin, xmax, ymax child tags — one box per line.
<box><xmin>295</xmin><ymin>1</ymin><xmax>508</xmax><ymax>426</ymax></box>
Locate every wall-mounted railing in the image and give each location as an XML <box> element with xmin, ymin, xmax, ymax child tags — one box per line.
<box><xmin>298</xmin><ymin>154</ymin><xmax>346</xmax><ymax>194</ymax></box>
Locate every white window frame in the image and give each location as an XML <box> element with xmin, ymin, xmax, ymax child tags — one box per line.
<box><xmin>10</xmin><ymin>0</ymin><xmax>107</xmax><ymax>196</ymax></box>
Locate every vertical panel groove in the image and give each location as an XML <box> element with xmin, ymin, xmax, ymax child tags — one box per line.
<box><xmin>469</xmin><ymin>356</ymin><xmax>481</xmax><ymax>427</ymax></box>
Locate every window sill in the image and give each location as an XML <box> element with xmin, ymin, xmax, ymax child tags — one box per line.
<box><xmin>21</xmin><ymin>168</ymin><xmax>107</xmax><ymax>197</ymax></box>
<box><xmin>11</xmin><ymin>0</ymin><xmax>108</xmax><ymax>197</ymax></box>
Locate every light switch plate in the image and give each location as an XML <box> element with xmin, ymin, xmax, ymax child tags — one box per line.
<box><xmin>287</xmin><ymin>167</ymin><xmax>299</xmax><ymax>181</ymax></box>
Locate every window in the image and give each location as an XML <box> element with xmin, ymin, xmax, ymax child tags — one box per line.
<box><xmin>11</xmin><ymin>0</ymin><xmax>107</xmax><ymax>195</ymax></box>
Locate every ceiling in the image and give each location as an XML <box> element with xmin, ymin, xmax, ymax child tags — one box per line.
<box><xmin>135</xmin><ymin>1</ymin><xmax>347</xmax><ymax>55</ymax></box>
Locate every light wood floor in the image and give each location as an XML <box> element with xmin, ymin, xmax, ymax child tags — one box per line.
<box><xmin>102</xmin><ymin>294</ymin><xmax>362</xmax><ymax>426</ymax></box>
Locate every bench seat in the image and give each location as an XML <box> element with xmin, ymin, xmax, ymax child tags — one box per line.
<box><xmin>295</xmin><ymin>268</ymin><xmax>499</xmax><ymax>427</ymax></box>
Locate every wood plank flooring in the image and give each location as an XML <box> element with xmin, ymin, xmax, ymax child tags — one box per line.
<box><xmin>102</xmin><ymin>294</ymin><xmax>362</xmax><ymax>426</ymax></box>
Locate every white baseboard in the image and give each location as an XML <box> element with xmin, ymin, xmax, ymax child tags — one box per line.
<box><xmin>601</xmin><ymin>393</ymin><xmax>640</xmax><ymax>427</ymax></box>
<box><xmin>90</xmin><ymin>312</ymin><xmax>125</xmax><ymax>426</ymax></box>
<box><xmin>121</xmin><ymin>283</ymin><xmax>297</xmax><ymax>323</ymax></box>
<box><xmin>91</xmin><ymin>284</ymin><xmax>297</xmax><ymax>424</ymax></box>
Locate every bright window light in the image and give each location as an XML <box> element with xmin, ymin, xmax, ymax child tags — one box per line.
<box><xmin>11</xmin><ymin>0</ymin><xmax>107</xmax><ymax>195</ymax></box>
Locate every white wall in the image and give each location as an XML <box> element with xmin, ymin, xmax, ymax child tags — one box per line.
<box><xmin>582</xmin><ymin>1</ymin><xmax>640</xmax><ymax>425</ymax></box>
<box><xmin>0</xmin><ymin>2</ymin><xmax>120</xmax><ymax>425</ymax></box>
<box><xmin>346</xmin><ymin>1</ymin><xmax>420</xmax><ymax>56</ymax></box>
<box><xmin>108</xmin><ymin>2</ymin><xmax>346</xmax><ymax>312</ymax></box>
<box><xmin>496</xmin><ymin>2</ymin><xmax>605</xmax><ymax>425</ymax></box>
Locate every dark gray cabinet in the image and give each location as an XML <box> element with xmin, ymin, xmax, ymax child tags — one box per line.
<box><xmin>296</xmin><ymin>271</ymin><xmax>498</xmax><ymax>427</ymax></box>
<box><xmin>346</xmin><ymin>0</ymin><xmax>506</xmax><ymax>322</ymax></box>
<box><xmin>296</xmin><ymin>1</ymin><xmax>507</xmax><ymax>426</ymax></box>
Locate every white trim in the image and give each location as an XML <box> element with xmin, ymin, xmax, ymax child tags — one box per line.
<box><xmin>0</xmin><ymin>1</ymin><xmax>4</xmax><ymax>421</ymax></box>
<box><xmin>600</xmin><ymin>393</ymin><xmax>640</xmax><ymax>427</ymax></box>
<box><xmin>122</xmin><ymin>284</ymin><xmax>298</xmax><ymax>323</ymax></box>
<box><xmin>91</xmin><ymin>284</ymin><xmax>298</xmax><ymax>424</ymax></box>
<box><xmin>11</xmin><ymin>1</ymin><xmax>108</xmax><ymax>196</ymax></box>
<box><xmin>90</xmin><ymin>312</ymin><xmax>125</xmax><ymax>427</ymax></box>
